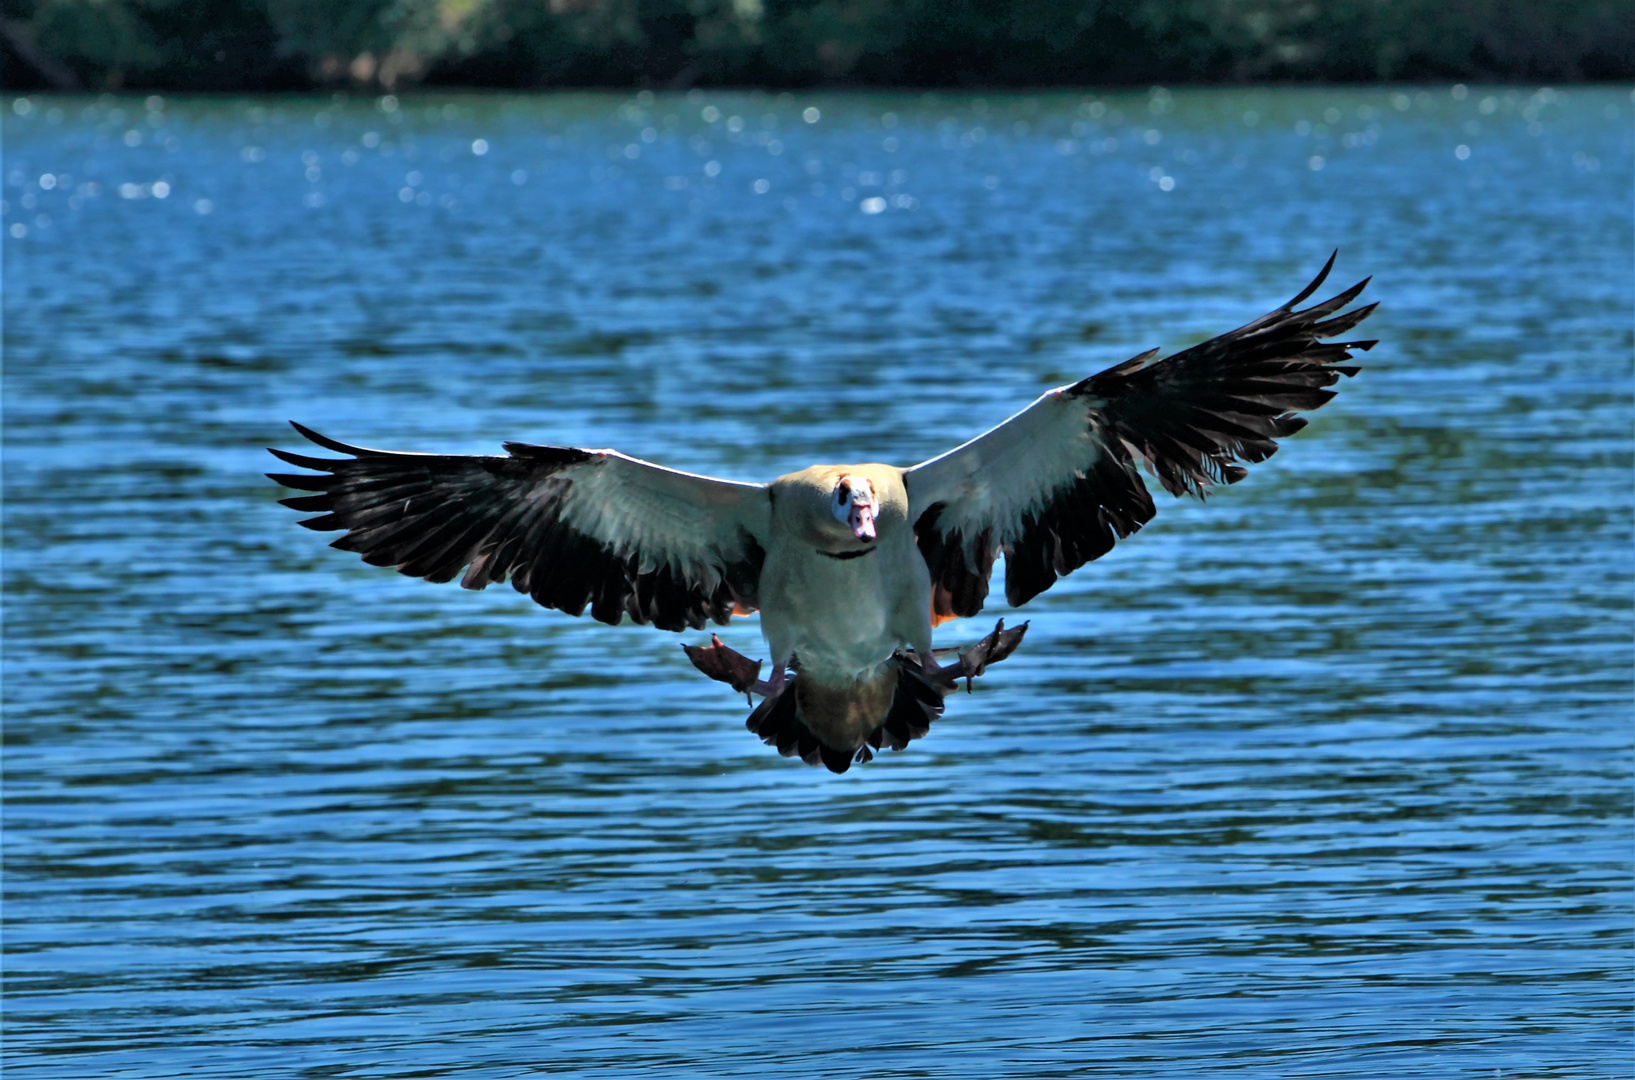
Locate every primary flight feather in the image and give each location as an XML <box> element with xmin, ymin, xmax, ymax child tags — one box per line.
<box><xmin>270</xmin><ymin>255</ymin><xmax>1376</xmax><ymax>773</ymax></box>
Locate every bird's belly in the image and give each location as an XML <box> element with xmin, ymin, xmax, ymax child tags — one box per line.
<box><xmin>782</xmin><ymin>591</ymin><xmax>896</xmax><ymax>673</ymax></box>
<box><xmin>760</xmin><ymin>549</ymin><xmax>915</xmax><ymax>678</ymax></box>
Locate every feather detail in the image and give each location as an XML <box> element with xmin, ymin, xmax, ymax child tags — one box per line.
<box><xmin>268</xmin><ymin>424</ymin><xmax>769</xmax><ymax>632</ymax></box>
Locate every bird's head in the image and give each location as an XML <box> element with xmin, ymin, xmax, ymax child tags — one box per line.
<box><xmin>831</xmin><ymin>475</ymin><xmax>877</xmax><ymax>543</ymax></box>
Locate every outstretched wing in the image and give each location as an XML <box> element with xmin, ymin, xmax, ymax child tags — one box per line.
<box><xmin>268</xmin><ymin>423</ymin><xmax>769</xmax><ymax>632</ymax></box>
<box><xmin>905</xmin><ymin>255</ymin><xmax>1376</xmax><ymax>618</ymax></box>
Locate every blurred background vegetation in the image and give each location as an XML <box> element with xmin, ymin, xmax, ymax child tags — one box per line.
<box><xmin>2</xmin><ymin>0</ymin><xmax>1631</xmax><ymax>91</ymax></box>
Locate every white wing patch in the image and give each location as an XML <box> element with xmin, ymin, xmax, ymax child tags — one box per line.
<box><xmin>906</xmin><ymin>388</ymin><xmax>1101</xmax><ymax>547</ymax></box>
<box><xmin>560</xmin><ymin>451</ymin><xmax>768</xmax><ymax>584</ymax></box>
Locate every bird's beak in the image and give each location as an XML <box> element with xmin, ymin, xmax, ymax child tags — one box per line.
<box><xmin>849</xmin><ymin>501</ymin><xmax>876</xmax><ymax>542</ymax></box>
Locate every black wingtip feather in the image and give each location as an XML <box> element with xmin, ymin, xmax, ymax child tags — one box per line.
<box><xmin>267</xmin><ymin>446</ymin><xmax>343</xmax><ymax>472</ymax></box>
<box><xmin>1287</xmin><ymin>250</ymin><xmax>1338</xmax><ymax>308</ymax></box>
<box><xmin>289</xmin><ymin>421</ymin><xmax>375</xmax><ymax>457</ymax></box>
<box><xmin>269</xmin><ymin>429</ymin><xmax>764</xmax><ymax>634</ymax></box>
<box><xmin>267</xmin><ymin>471</ymin><xmax>335</xmax><ymax>492</ymax></box>
<box><xmin>1078</xmin><ymin>347</ymin><xmax>1160</xmax><ymax>389</ymax></box>
<box><xmin>1310</xmin><ymin>302</ymin><xmax>1378</xmax><ymax>338</ymax></box>
<box><xmin>993</xmin><ymin>256</ymin><xmax>1375</xmax><ymax>609</ymax></box>
<box><xmin>1301</xmin><ymin>277</ymin><xmax>1371</xmax><ymax>320</ymax></box>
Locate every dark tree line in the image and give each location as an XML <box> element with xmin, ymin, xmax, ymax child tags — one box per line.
<box><xmin>3</xmin><ymin>0</ymin><xmax>1630</xmax><ymax>92</ymax></box>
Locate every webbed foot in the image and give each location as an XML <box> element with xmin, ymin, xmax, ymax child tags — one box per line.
<box><xmin>683</xmin><ymin>635</ymin><xmax>786</xmax><ymax>704</ymax></box>
<box><xmin>919</xmin><ymin>619</ymin><xmax>1029</xmax><ymax>691</ymax></box>
<box><xmin>683</xmin><ymin>635</ymin><xmax>762</xmax><ymax>701</ymax></box>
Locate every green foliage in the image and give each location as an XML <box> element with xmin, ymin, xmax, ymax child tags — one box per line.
<box><xmin>434</xmin><ymin>0</ymin><xmax>763</xmax><ymax>86</ymax></box>
<box><xmin>4</xmin><ymin>0</ymin><xmax>294</xmax><ymax>89</ymax></box>
<box><xmin>1</xmin><ymin>0</ymin><xmax>1629</xmax><ymax>90</ymax></box>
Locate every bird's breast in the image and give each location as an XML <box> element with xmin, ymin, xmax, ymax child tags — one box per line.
<box><xmin>760</xmin><ymin>537</ymin><xmax>906</xmax><ymax>673</ymax></box>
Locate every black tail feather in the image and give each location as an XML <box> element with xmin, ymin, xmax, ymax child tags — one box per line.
<box><xmin>740</xmin><ymin>620</ymin><xmax>1025</xmax><ymax>773</ymax></box>
<box><xmin>745</xmin><ymin>656</ymin><xmax>950</xmax><ymax>774</ymax></box>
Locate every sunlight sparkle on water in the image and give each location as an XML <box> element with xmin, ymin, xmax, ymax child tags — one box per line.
<box><xmin>1</xmin><ymin>89</ymin><xmax>1628</xmax><ymax>1079</ymax></box>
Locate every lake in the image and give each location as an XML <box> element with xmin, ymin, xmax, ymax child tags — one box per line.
<box><xmin>3</xmin><ymin>85</ymin><xmax>1630</xmax><ymax>1077</ymax></box>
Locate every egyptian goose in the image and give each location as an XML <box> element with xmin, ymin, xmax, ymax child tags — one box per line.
<box><xmin>270</xmin><ymin>256</ymin><xmax>1375</xmax><ymax>773</ymax></box>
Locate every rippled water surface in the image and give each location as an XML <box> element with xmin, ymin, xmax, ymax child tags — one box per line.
<box><xmin>4</xmin><ymin>86</ymin><xmax>1632</xmax><ymax>1077</ymax></box>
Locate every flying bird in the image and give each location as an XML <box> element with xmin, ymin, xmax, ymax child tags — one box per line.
<box><xmin>270</xmin><ymin>256</ymin><xmax>1375</xmax><ymax>773</ymax></box>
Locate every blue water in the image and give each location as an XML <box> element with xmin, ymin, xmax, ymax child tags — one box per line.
<box><xmin>3</xmin><ymin>85</ymin><xmax>1631</xmax><ymax>1077</ymax></box>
